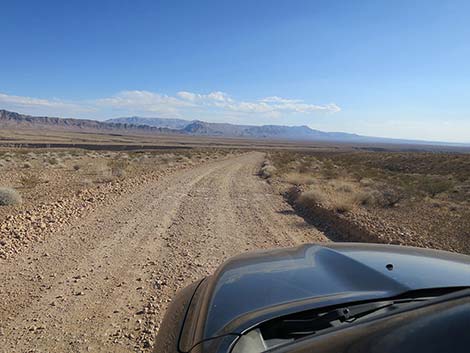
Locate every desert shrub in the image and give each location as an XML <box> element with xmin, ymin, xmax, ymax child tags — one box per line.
<box><xmin>27</xmin><ymin>152</ymin><xmax>37</xmax><ymax>160</ymax></box>
<box><xmin>297</xmin><ymin>161</ymin><xmax>312</xmax><ymax>174</ymax></box>
<box><xmin>321</xmin><ymin>160</ymin><xmax>339</xmax><ymax>179</ymax></box>
<box><xmin>329</xmin><ymin>180</ymin><xmax>354</xmax><ymax>193</ymax></box>
<box><xmin>73</xmin><ymin>164</ymin><xmax>81</xmax><ymax>171</ymax></box>
<box><xmin>359</xmin><ymin>178</ymin><xmax>375</xmax><ymax>187</ymax></box>
<box><xmin>0</xmin><ymin>187</ymin><xmax>22</xmax><ymax>206</ymax></box>
<box><xmin>20</xmin><ymin>174</ymin><xmax>42</xmax><ymax>189</ymax></box>
<box><xmin>376</xmin><ymin>186</ymin><xmax>405</xmax><ymax>207</ymax></box>
<box><xmin>297</xmin><ymin>189</ymin><xmax>326</xmax><ymax>208</ymax></box>
<box><xmin>260</xmin><ymin>164</ymin><xmax>276</xmax><ymax>179</ymax></box>
<box><xmin>79</xmin><ymin>178</ymin><xmax>93</xmax><ymax>187</ymax></box>
<box><xmin>160</xmin><ymin>154</ymin><xmax>174</xmax><ymax>164</ymax></box>
<box><xmin>61</xmin><ymin>153</ymin><xmax>72</xmax><ymax>160</ymax></box>
<box><xmin>331</xmin><ymin>197</ymin><xmax>354</xmax><ymax>213</ymax></box>
<box><xmin>284</xmin><ymin>173</ymin><xmax>316</xmax><ymax>185</ymax></box>
<box><xmin>47</xmin><ymin>157</ymin><xmax>60</xmax><ymax>165</ymax></box>
<box><xmin>107</xmin><ymin>159</ymin><xmax>129</xmax><ymax>178</ymax></box>
<box><xmin>418</xmin><ymin>176</ymin><xmax>454</xmax><ymax>197</ymax></box>
<box><xmin>352</xmin><ymin>189</ymin><xmax>381</xmax><ymax>206</ymax></box>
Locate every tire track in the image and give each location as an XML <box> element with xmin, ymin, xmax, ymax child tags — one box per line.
<box><xmin>0</xmin><ymin>152</ymin><xmax>327</xmax><ymax>353</ymax></box>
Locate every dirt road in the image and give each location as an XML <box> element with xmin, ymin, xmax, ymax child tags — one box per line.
<box><xmin>0</xmin><ymin>152</ymin><xmax>327</xmax><ymax>353</ymax></box>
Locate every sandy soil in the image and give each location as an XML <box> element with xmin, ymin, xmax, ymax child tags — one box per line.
<box><xmin>0</xmin><ymin>152</ymin><xmax>327</xmax><ymax>353</ymax></box>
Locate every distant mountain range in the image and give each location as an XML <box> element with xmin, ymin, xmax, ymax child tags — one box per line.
<box><xmin>106</xmin><ymin>116</ymin><xmax>452</xmax><ymax>145</ymax></box>
<box><xmin>1</xmin><ymin>109</ymin><xmax>466</xmax><ymax>146</ymax></box>
<box><xmin>107</xmin><ymin>116</ymin><xmax>378</xmax><ymax>142</ymax></box>
<box><xmin>106</xmin><ymin>116</ymin><xmax>190</xmax><ymax>130</ymax></box>
<box><xmin>0</xmin><ymin>109</ymin><xmax>180</xmax><ymax>135</ymax></box>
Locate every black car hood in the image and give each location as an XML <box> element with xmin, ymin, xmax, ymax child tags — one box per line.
<box><xmin>199</xmin><ymin>243</ymin><xmax>470</xmax><ymax>338</ymax></box>
<box><xmin>181</xmin><ymin>243</ymin><xmax>470</xmax><ymax>351</ymax></box>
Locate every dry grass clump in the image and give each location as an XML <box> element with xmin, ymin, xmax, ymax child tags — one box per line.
<box><xmin>297</xmin><ymin>189</ymin><xmax>325</xmax><ymax>207</ymax></box>
<box><xmin>331</xmin><ymin>196</ymin><xmax>355</xmax><ymax>213</ymax></box>
<box><xmin>0</xmin><ymin>187</ymin><xmax>22</xmax><ymax>206</ymax></box>
<box><xmin>297</xmin><ymin>189</ymin><xmax>356</xmax><ymax>213</ymax></box>
<box><xmin>160</xmin><ymin>153</ymin><xmax>176</xmax><ymax>163</ymax></box>
<box><xmin>359</xmin><ymin>178</ymin><xmax>375</xmax><ymax>187</ymax></box>
<box><xmin>19</xmin><ymin>174</ymin><xmax>42</xmax><ymax>189</ymax></box>
<box><xmin>108</xmin><ymin>158</ymin><xmax>129</xmax><ymax>178</ymax></box>
<box><xmin>47</xmin><ymin>157</ymin><xmax>60</xmax><ymax>165</ymax></box>
<box><xmin>329</xmin><ymin>180</ymin><xmax>355</xmax><ymax>193</ymax></box>
<box><xmin>26</xmin><ymin>152</ymin><xmax>37</xmax><ymax>160</ymax></box>
<box><xmin>351</xmin><ymin>189</ymin><xmax>381</xmax><ymax>207</ymax></box>
<box><xmin>284</xmin><ymin>172</ymin><xmax>316</xmax><ymax>185</ymax></box>
<box><xmin>321</xmin><ymin>160</ymin><xmax>340</xmax><ymax>179</ymax></box>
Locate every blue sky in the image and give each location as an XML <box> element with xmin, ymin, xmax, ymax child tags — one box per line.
<box><xmin>1</xmin><ymin>0</ymin><xmax>469</xmax><ymax>142</ymax></box>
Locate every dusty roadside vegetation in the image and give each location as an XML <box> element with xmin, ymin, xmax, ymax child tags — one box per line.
<box><xmin>0</xmin><ymin>148</ymin><xmax>237</xmax><ymax>259</ymax></box>
<box><xmin>263</xmin><ymin>150</ymin><xmax>470</xmax><ymax>254</ymax></box>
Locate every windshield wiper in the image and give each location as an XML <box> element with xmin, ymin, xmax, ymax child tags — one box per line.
<box><xmin>264</xmin><ymin>298</ymin><xmax>428</xmax><ymax>338</ymax></box>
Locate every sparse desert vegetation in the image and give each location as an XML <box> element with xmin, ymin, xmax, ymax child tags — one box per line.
<box><xmin>263</xmin><ymin>150</ymin><xmax>470</xmax><ymax>254</ymax></box>
<box><xmin>0</xmin><ymin>187</ymin><xmax>22</xmax><ymax>206</ymax></box>
<box><xmin>0</xmin><ymin>147</ymin><xmax>238</xmax><ymax>259</ymax></box>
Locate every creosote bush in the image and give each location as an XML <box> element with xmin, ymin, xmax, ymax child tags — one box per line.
<box><xmin>419</xmin><ymin>176</ymin><xmax>454</xmax><ymax>198</ymax></box>
<box><xmin>0</xmin><ymin>187</ymin><xmax>22</xmax><ymax>206</ymax></box>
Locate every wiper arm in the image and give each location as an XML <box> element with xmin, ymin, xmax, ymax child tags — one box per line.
<box><xmin>278</xmin><ymin>300</ymin><xmax>409</xmax><ymax>336</ymax></box>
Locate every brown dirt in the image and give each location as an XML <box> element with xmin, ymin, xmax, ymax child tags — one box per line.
<box><xmin>0</xmin><ymin>152</ymin><xmax>327</xmax><ymax>352</ymax></box>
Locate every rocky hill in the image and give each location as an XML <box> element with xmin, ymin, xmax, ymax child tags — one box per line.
<box><xmin>107</xmin><ymin>116</ymin><xmax>190</xmax><ymax>130</ymax></box>
<box><xmin>111</xmin><ymin>116</ymin><xmax>374</xmax><ymax>142</ymax></box>
<box><xmin>2</xmin><ymin>109</ymin><xmax>466</xmax><ymax>146</ymax></box>
<box><xmin>0</xmin><ymin>110</ymin><xmax>179</xmax><ymax>134</ymax></box>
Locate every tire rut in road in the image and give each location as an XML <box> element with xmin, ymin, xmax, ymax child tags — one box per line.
<box><xmin>0</xmin><ymin>152</ymin><xmax>328</xmax><ymax>353</ymax></box>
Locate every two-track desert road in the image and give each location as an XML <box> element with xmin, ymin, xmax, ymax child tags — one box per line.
<box><xmin>0</xmin><ymin>152</ymin><xmax>327</xmax><ymax>353</ymax></box>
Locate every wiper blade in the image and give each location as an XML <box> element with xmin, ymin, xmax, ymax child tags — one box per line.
<box><xmin>275</xmin><ymin>298</ymin><xmax>428</xmax><ymax>337</ymax></box>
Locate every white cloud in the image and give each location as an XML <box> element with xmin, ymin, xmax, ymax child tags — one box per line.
<box><xmin>260</xmin><ymin>96</ymin><xmax>303</xmax><ymax>104</ymax></box>
<box><xmin>0</xmin><ymin>93</ymin><xmax>94</xmax><ymax>117</ymax></box>
<box><xmin>177</xmin><ymin>90</ymin><xmax>233</xmax><ymax>104</ymax></box>
<box><xmin>0</xmin><ymin>90</ymin><xmax>340</xmax><ymax>120</ymax></box>
<box><xmin>0</xmin><ymin>93</ymin><xmax>81</xmax><ymax>110</ymax></box>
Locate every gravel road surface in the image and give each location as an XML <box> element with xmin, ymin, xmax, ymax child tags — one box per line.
<box><xmin>0</xmin><ymin>152</ymin><xmax>327</xmax><ymax>352</ymax></box>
